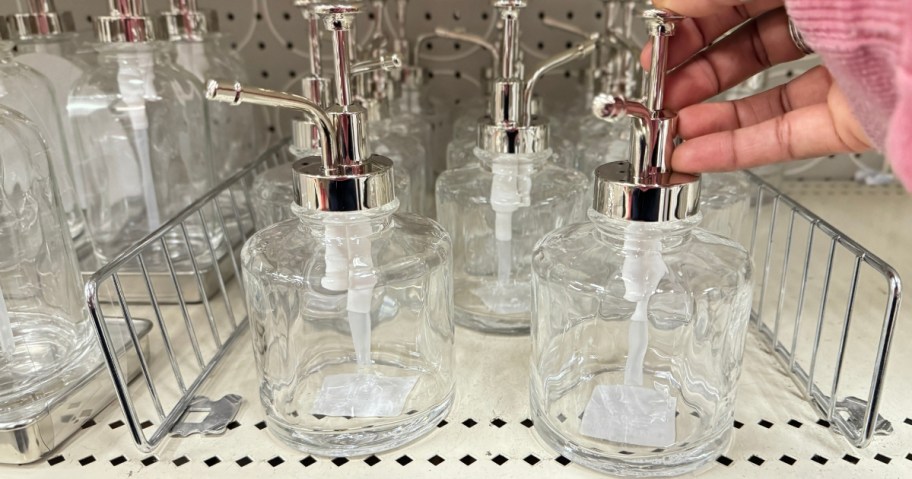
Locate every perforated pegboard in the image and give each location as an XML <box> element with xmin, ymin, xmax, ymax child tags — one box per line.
<box><xmin>0</xmin><ymin>0</ymin><xmax>890</xmax><ymax>181</ymax></box>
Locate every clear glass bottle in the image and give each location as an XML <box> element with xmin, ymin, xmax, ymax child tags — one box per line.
<box><xmin>700</xmin><ymin>172</ymin><xmax>752</xmax><ymax>243</ymax></box>
<box><xmin>158</xmin><ymin>0</ymin><xmax>259</xmax><ymax>181</ymax></box>
<box><xmin>0</xmin><ymin>27</ymin><xmax>87</xmax><ymax>251</ymax></box>
<box><xmin>364</xmin><ymin>99</ymin><xmax>427</xmax><ymax>215</ymax></box>
<box><xmin>68</xmin><ymin>3</ymin><xmax>214</xmax><ymax>264</ymax></box>
<box><xmin>435</xmin><ymin>1</ymin><xmax>594</xmax><ymax>334</ymax></box>
<box><xmin>209</xmin><ymin>3</ymin><xmax>454</xmax><ymax>456</ymax></box>
<box><xmin>531</xmin><ymin>12</ymin><xmax>754</xmax><ymax>476</ymax></box>
<box><xmin>0</xmin><ymin>105</ymin><xmax>95</xmax><ymax>423</ymax></box>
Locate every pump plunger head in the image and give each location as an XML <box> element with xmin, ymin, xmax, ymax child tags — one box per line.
<box><xmin>590</xmin><ymin>9</ymin><xmax>700</xmax><ymax>223</ymax></box>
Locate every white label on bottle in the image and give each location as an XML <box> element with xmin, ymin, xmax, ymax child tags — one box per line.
<box><xmin>579</xmin><ymin>385</ymin><xmax>676</xmax><ymax>448</ymax></box>
<box><xmin>311</xmin><ymin>373</ymin><xmax>418</xmax><ymax>418</ymax></box>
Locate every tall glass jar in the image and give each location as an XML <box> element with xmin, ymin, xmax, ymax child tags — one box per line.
<box><xmin>531</xmin><ymin>211</ymin><xmax>753</xmax><ymax>476</ymax></box>
<box><xmin>0</xmin><ymin>41</ymin><xmax>86</xmax><ymax>251</ymax></box>
<box><xmin>436</xmin><ymin>148</ymin><xmax>587</xmax><ymax>334</ymax></box>
<box><xmin>243</xmin><ymin>198</ymin><xmax>454</xmax><ymax>456</ymax></box>
<box><xmin>370</xmin><ymin>113</ymin><xmax>426</xmax><ymax>215</ymax></box>
<box><xmin>0</xmin><ymin>106</ymin><xmax>95</xmax><ymax>423</ymax></box>
<box><xmin>68</xmin><ymin>42</ymin><xmax>213</xmax><ymax>264</ymax></box>
<box><xmin>700</xmin><ymin>172</ymin><xmax>752</xmax><ymax>244</ymax></box>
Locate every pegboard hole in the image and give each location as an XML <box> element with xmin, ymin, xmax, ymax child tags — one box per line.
<box><xmin>261</xmin><ymin>70</ymin><xmax>270</xmax><ymax>79</ymax></box>
<box><xmin>454</xmin><ymin>42</ymin><xmax>461</xmax><ymax>50</ymax></box>
<box><xmin>566</xmin><ymin>11</ymin><xmax>574</xmax><ymax>20</ymax></box>
<box><xmin>425</xmin><ymin>12</ymin><xmax>432</xmax><ymax>21</ymax></box>
<box><xmin>258</xmin><ymin>41</ymin><xmax>266</xmax><ymax>50</ymax></box>
<box><xmin>537</xmin><ymin>41</ymin><xmax>545</xmax><ymax>50</ymax></box>
<box><xmin>283</xmin><ymin>12</ymin><xmax>291</xmax><ymax>21</ymax></box>
<box><xmin>226</xmin><ymin>12</ymin><xmax>235</xmax><ymax>21</ymax></box>
<box><xmin>453</xmin><ymin>11</ymin><xmax>461</xmax><ymax>21</ymax></box>
<box><xmin>482</xmin><ymin>12</ymin><xmax>489</xmax><ymax>20</ymax></box>
<box><xmin>286</xmin><ymin>41</ymin><xmax>294</xmax><ymax>50</ymax></box>
<box><xmin>255</xmin><ymin>12</ymin><xmax>262</xmax><ymax>21</ymax></box>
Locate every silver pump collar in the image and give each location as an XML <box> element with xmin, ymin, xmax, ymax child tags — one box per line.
<box><xmin>96</xmin><ymin>0</ymin><xmax>156</xmax><ymax>43</ymax></box>
<box><xmin>6</xmin><ymin>1</ymin><xmax>76</xmax><ymax>40</ymax></box>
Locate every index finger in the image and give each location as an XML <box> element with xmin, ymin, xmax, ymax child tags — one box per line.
<box><xmin>653</xmin><ymin>0</ymin><xmax>782</xmax><ymax>18</ymax></box>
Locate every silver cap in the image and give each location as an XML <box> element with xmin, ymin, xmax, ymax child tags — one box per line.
<box><xmin>96</xmin><ymin>0</ymin><xmax>155</xmax><ymax>43</ymax></box>
<box><xmin>591</xmin><ymin>9</ymin><xmax>700</xmax><ymax>222</ymax></box>
<box><xmin>6</xmin><ymin>0</ymin><xmax>76</xmax><ymax>40</ymax></box>
<box><xmin>158</xmin><ymin>0</ymin><xmax>219</xmax><ymax>42</ymax></box>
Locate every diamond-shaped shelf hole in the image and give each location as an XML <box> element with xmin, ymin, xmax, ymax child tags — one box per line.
<box><xmin>780</xmin><ymin>455</ymin><xmax>796</xmax><ymax>465</ymax></box>
<box><xmin>141</xmin><ymin>456</ymin><xmax>158</xmax><ymax>466</ymax></box>
<box><xmin>255</xmin><ymin>420</ymin><xmax>267</xmax><ymax>430</ymax></box>
<box><xmin>462</xmin><ymin>418</ymin><xmax>477</xmax><ymax>428</ymax></box>
<box><xmin>313</xmin><ymin>414</ymin><xmax>326</xmax><ymax>420</ymax></box>
<box><xmin>81</xmin><ymin>419</ymin><xmax>97</xmax><ymax>429</ymax></box>
<box><xmin>174</xmin><ymin>456</ymin><xmax>190</xmax><ymax>467</ymax></box>
<box><xmin>717</xmin><ymin>456</ymin><xmax>733</xmax><ymax>466</ymax></box>
<box><xmin>396</xmin><ymin>455</ymin><xmax>413</xmax><ymax>466</ymax></box>
<box><xmin>816</xmin><ymin>419</ymin><xmax>831</xmax><ymax>428</ymax></box>
<box><xmin>811</xmin><ymin>454</ymin><xmax>828</xmax><ymax>465</ymax></box>
<box><xmin>268</xmin><ymin>456</ymin><xmax>285</xmax><ymax>467</ymax></box>
<box><xmin>906</xmin><ymin>453</ymin><xmax>912</xmax><ymax>462</ymax></box>
<box><xmin>556</xmin><ymin>413</ymin><xmax>567</xmax><ymax>423</ymax></box>
<box><xmin>109</xmin><ymin>420</ymin><xmax>124</xmax><ymax>429</ymax></box>
<box><xmin>460</xmin><ymin>455</ymin><xmax>476</xmax><ymax>465</ymax></box>
<box><xmin>301</xmin><ymin>456</ymin><xmax>317</xmax><ymax>467</ymax></box>
<box><xmin>236</xmin><ymin>457</ymin><xmax>253</xmax><ymax>467</ymax></box>
<box><xmin>524</xmin><ymin>455</ymin><xmax>540</xmax><ymax>466</ymax></box>
<box><xmin>331</xmin><ymin>457</ymin><xmax>349</xmax><ymax>467</ymax></box>
<box><xmin>364</xmin><ymin>455</ymin><xmax>381</xmax><ymax>466</ymax></box>
<box><xmin>492</xmin><ymin>455</ymin><xmax>508</xmax><ymax>465</ymax></box>
<box><xmin>758</xmin><ymin>419</ymin><xmax>773</xmax><ymax>429</ymax></box>
<box><xmin>204</xmin><ymin>456</ymin><xmax>221</xmax><ymax>467</ymax></box>
<box><xmin>842</xmin><ymin>454</ymin><xmax>860</xmax><ymax>464</ymax></box>
<box><xmin>78</xmin><ymin>456</ymin><xmax>96</xmax><ymax>466</ymax></box>
<box><xmin>733</xmin><ymin>420</ymin><xmax>744</xmax><ymax>429</ymax></box>
<box><xmin>437</xmin><ymin>419</ymin><xmax>448</xmax><ymax>428</ymax></box>
<box><xmin>874</xmin><ymin>454</ymin><xmax>891</xmax><ymax>464</ymax></box>
<box><xmin>520</xmin><ymin>418</ymin><xmax>534</xmax><ymax>428</ymax></box>
<box><xmin>905</xmin><ymin>417</ymin><xmax>912</xmax><ymax>426</ymax></box>
<box><xmin>110</xmin><ymin>456</ymin><xmax>127</xmax><ymax>466</ymax></box>
<box><xmin>140</xmin><ymin>420</ymin><xmax>154</xmax><ymax>429</ymax></box>
<box><xmin>787</xmin><ymin>419</ymin><xmax>803</xmax><ymax>428</ymax></box>
<box><xmin>48</xmin><ymin>455</ymin><xmax>65</xmax><ymax>466</ymax></box>
<box><xmin>428</xmin><ymin>455</ymin><xmax>445</xmax><ymax>466</ymax></box>
<box><xmin>748</xmin><ymin>455</ymin><xmax>765</xmax><ymax>466</ymax></box>
<box><xmin>555</xmin><ymin>456</ymin><xmax>571</xmax><ymax>466</ymax></box>
<box><xmin>226</xmin><ymin>420</ymin><xmax>241</xmax><ymax>430</ymax></box>
<box><xmin>491</xmin><ymin>418</ymin><xmax>506</xmax><ymax>428</ymax></box>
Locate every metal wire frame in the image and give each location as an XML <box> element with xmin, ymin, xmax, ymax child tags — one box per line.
<box><xmin>84</xmin><ymin>141</ymin><xmax>292</xmax><ymax>452</ymax></box>
<box><xmin>744</xmin><ymin>173</ymin><xmax>902</xmax><ymax>448</ymax></box>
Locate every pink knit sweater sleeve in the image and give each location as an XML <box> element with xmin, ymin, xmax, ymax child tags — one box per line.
<box><xmin>785</xmin><ymin>0</ymin><xmax>911</xmax><ymax>190</ymax></box>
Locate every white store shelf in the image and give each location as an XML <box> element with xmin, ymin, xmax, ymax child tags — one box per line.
<box><xmin>9</xmin><ymin>181</ymin><xmax>912</xmax><ymax>478</ymax></box>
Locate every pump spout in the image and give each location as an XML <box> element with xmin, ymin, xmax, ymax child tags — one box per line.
<box><xmin>206</xmin><ymin>81</ymin><xmax>338</xmax><ymax>173</ymax></box>
<box><xmin>522</xmin><ymin>35</ymin><xmax>599</xmax><ymax>124</ymax></box>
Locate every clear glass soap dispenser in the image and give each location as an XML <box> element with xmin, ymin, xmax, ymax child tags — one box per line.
<box><xmin>435</xmin><ymin>0</ymin><xmax>594</xmax><ymax>335</ymax></box>
<box><xmin>0</xmin><ymin>105</ymin><xmax>96</xmax><ymax>423</ymax></box>
<box><xmin>0</xmin><ymin>8</ymin><xmax>87</xmax><ymax>252</ymax></box>
<box><xmin>250</xmin><ymin>0</ymin><xmax>410</xmax><ymax>229</ymax></box>
<box><xmin>68</xmin><ymin>0</ymin><xmax>214</xmax><ymax>264</ymax></box>
<box><xmin>530</xmin><ymin>11</ymin><xmax>753</xmax><ymax>476</ymax></box>
<box><xmin>208</xmin><ymin>3</ymin><xmax>454</xmax><ymax>456</ymax></box>
<box><xmin>157</xmin><ymin>0</ymin><xmax>259</xmax><ymax>181</ymax></box>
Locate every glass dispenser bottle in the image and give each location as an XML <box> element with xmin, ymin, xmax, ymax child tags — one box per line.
<box><xmin>208</xmin><ymin>3</ymin><xmax>454</xmax><ymax>456</ymax></box>
<box><xmin>250</xmin><ymin>0</ymin><xmax>410</xmax><ymax>229</ymax></box>
<box><xmin>0</xmin><ymin>105</ymin><xmax>95</xmax><ymax>425</ymax></box>
<box><xmin>68</xmin><ymin>0</ymin><xmax>213</xmax><ymax>264</ymax></box>
<box><xmin>435</xmin><ymin>0</ymin><xmax>594</xmax><ymax>335</ymax></box>
<box><xmin>530</xmin><ymin>11</ymin><xmax>753</xmax><ymax>476</ymax></box>
<box><xmin>157</xmin><ymin>0</ymin><xmax>259</xmax><ymax>181</ymax></box>
<box><xmin>0</xmin><ymin>10</ymin><xmax>87</xmax><ymax>252</ymax></box>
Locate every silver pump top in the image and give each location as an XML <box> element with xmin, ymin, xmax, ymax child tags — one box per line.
<box><xmin>96</xmin><ymin>0</ymin><xmax>156</xmax><ymax>43</ymax></box>
<box><xmin>591</xmin><ymin>9</ymin><xmax>700</xmax><ymax>223</ymax></box>
<box><xmin>5</xmin><ymin>0</ymin><xmax>76</xmax><ymax>41</ymax></box>
<box><xmin>157</xmin><ymin>0</ymin><xmax>220</xmax><ymax>43</ymax></box>
<box><xmin>478</xmin><ymin>0</ymin><xmax>598</xmax><ymax>155</ymax></box>
<box><xmin>207</xmin><ymin>3</ymin><xmax>400</xmax><ymax>213</ymax></box>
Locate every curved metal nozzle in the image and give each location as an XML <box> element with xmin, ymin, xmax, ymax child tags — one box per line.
<box><xmin>206</xmin><ymin>80</ymin><xmax>338</xmax><ymax>173</ymax></box>
<box><xmin>432</xmin><ymin>27</ymin><xmax>500</xmax><ymax>68</ymax></box>
<box><xmin>351</xmin><ymin>54</ymin><xmax>402</xmax><ymax>75</ymax></box>
<box><xmin>592</xmin><ymin>93</ymin><xmax>649</xmax><ymax>122</ymax></box>
<box><xmin>522</xmin><ymin>35</ymin><xmax>599</xmax><ymax>124</ymax></box>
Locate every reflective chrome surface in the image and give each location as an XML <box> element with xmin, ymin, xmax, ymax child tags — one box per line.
<box><xmin>6</xmin><ymin>0</ymin><xmax>75</xmax><ymax>40</ymax></box>
<box><xmin>96</xmin><ymin>0</ymin><xmax>155</xmax><ymax>43</ymax></box>
<box><xmin>293</xmin><ymin>155</ymin><xmax>396</xmax><ymax>211</ymax></box>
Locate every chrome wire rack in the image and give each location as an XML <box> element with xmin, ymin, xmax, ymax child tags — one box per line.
<box><xmin>742</xmin><ymin>173</ymin><xmax>901</xmax><ymax>448</ymax></box>
<box><xmin>84</xmin><ymin>153</ymin><xmax>902</xmax><ymax>455</ymax></box>
<box><xmin>84</xmin><ymin>141</ymin><xmax>292</xmax><ymax>453</ymax></box>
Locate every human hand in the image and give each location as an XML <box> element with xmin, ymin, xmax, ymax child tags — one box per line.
<box><xmin>642</xmin><ymin>0</ymin><xmax>871</xmax><ymax>173</ymax></box>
